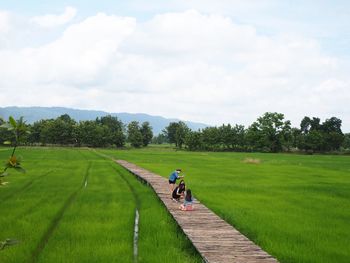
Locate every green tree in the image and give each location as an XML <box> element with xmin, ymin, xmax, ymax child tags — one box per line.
<box><xmin>219</xmin><ymin>124</ymin><xmax>246</xmax><ymax>151</ymax></box>
<box><xmin>321</xmin><ymin>117</ymin><xmax>344</xmax><ymax>151</ymax></box>
<box><xmin>152</xmin><ymin>134</ymin><xmax>169</xmax><ymax>144</ymax></box>
<box><xmin>96</xmin><ymin>115</ymin><xmax>125</xmax><ymax>147</ymax></box>
<box><xmin>290</xmin><ymin>127</ymin><xmax>302</xmax><ymax>149</ymax></box>
<box><xmin>298</xmin><ymin>116</ymin><xmax>344</xmax><ymax>152</ymax></box>
<box><xmin>202</xmin><ymin>126</ymin><xmax>221</xmax><ymax>151</ymax></box>
<box><xmin>140</xmin><ymin>122</ymin><xmax>153</xmax><ymax>147</ymax></box>
<box><xmin>219</xmin><ymin>124</ymin><xmax>233</xmax><ymax>150</ymax></box>
<box><xmin>0</xmin><ymin>116</ymin><xmax>28</xmax><ymax>186</ymax></box>
<box><xmin>185</xmin><ymin>130</ymin><xmax>203</xmax><ymax>150</ymax></box>
<box><xmin>300</xmin><ymin>117</ymin><xmax>321</xmax><ymax>133</ymax></box>
<box><xmin>304</xmin><ymin>130</ymin><xmax>324</xmax><ymax>152</ymax></box>
<box><xmin>342</xmin><ymin>133</ymin><xmax>350</xmax><ymax>149</ymax></box>
<box><xmin>164</xmin><ymin>121</ymin><xmax>189</xmax><ymax>148</ymax></box>
<box><xmin>163</xmin><ymin>122</ymin><xmax>178</xmax><ymax>145</ymax></box>
<box><xmin>127</xmin><ymin>121</ymin><xmax>143</xmax><ymax>148</ymax></box>
<box><xmin>53</xmin><ymin>114</ymin><xmax>76</xmax><ymax>145</ymax></box>
<box><xmin>246</xmin><ymin>112</ymin><xmax>291</xmax><ymax>152</ymax></box>
<box><xmin>76</xmin><ymin>120</ymin><xmax>109</xmax><ymax>147</ymax></box>
<box><xmin>0</xmin><ymin>118</ymin><xmax>13</xmax><ymax>145</ymax></box>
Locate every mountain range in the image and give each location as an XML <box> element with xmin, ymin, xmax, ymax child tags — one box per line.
<box><xmin>0</xmin><ymin>106</ymin><xmax>209</xmax><ymax>135</ymax></box>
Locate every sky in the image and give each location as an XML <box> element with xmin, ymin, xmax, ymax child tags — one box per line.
<box><xmin>0</xmin><ymin>0</ymin><xmax>349</xmax><ymax>131</ymax></box>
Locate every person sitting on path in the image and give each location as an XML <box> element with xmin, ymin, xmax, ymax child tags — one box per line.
<box><xmin>168</xmin><ymin>168</ymin><xmax>184</xmax><ymax>193</ymax></box>
<box><xmin>180</xmin><ymin>189</ymin><xmax>194</xmax><ymax>211</ymax></box>
<box><xmin>172</xmin><ymin>180</ymin><xmax>186</xmax><ymax>202</ymax></box>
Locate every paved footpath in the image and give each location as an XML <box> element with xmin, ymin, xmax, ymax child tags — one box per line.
<box><xmin>116</xmin><ymin>160</ymin><xmax>279</xmax><ymax>263</ymax></box>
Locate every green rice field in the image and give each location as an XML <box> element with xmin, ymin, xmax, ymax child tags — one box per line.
<box><xmin>0</xmin><ymin>148</ymin><xmax>200</xmax><ymax>263</ymax></box>
<box><xmin>100</xmin><ymin>147</ymin><xmax>350</xmax><ymax>263</ymax></box>
<box><xmin>1</xmin><ymin>146</ymin><xmax>349</xmax><ymax>263</ymax></box>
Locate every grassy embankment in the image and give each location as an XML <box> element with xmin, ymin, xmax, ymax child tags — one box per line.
<box><xmin>101</xmin><ymin>147</ymin><xmax>350</xmax><ymax>263</ymax></box>
<box><xmin>0</xmin><ymin>148</ymin><xmax>201</xmax><ymax>263</ymax></box>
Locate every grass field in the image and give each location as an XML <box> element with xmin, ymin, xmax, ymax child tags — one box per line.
<box><xmin>0</xmin><ymin>148</ymin><xmax>201</xmax><ymax>263</ymax></box>
<box><xmin>1</xmin><ymin>147</ymin><xmax>349</xmax><ymax>263</ymax></box>
<box><xmin>99</xmin><ymin>147</ymin><xmax>350</xmax><ymax>263</ymax></box>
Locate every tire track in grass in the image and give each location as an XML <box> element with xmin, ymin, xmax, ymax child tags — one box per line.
<box><xmin>1</xmin><ymin>170</ymin><xmax>54</xmax><ymax>203</ymax></box>
<box><xmin>29</xmin><ymin>162</ymin><xmax>91</xmax><ymax>263</ymax></box>
<box><xmin>92</xmin><ymin>150</ymin><xmax>141</xmax><ymax>262</ymax></box>
<box><xmin>111</xmin><ymin>165</ymin><xmax>140</xmax><ymax>263</ymax></box>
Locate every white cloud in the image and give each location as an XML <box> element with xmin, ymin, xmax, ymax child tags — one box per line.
<box><xmin>0</xmin><ymin>10</ymin><xmax>11</xmax><ymax>33</ymax></box>
<box><xmin>30</xmin><ymin>6</ymin><xmax>77</xmax><ymax>28</ymax></box>
<box><xmin>0</xmin><ymin>9</ymin><xmax>349</xmax><ymax>131</ymax></box>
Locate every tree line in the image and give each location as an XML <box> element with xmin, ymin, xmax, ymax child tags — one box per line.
<box><xmin>1</xmin><ymin>112</ymin><xmax>349</xmax><ymax>153</ymax></box>
<box><xmin>157</xmin><ymin>112</ymin><xmax>350</xmax><ymax>153</ymax></box>
<box><xmin>0</xmin><ymin>114</ymin><xmax>153</xmax><ymax>148</ymax></box>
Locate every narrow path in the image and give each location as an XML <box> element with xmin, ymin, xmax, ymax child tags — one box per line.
<box><xmin>117</xmin><ymin>160</ymin><xmax>279</xmax><ymax>263</ymax></box>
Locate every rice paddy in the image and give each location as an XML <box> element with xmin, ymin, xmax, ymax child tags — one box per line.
<box><xmin>0</xmin><ymin>147</ymin><xmax>201</xmax><ymax>263</ymax></box>
<box><xmin>1</xmin><ymin>146</ymin><xmax>349</xmax><ymax>263</ymax></box>
<box><xmin>100</xmin><ymin>147</ymin><xmax>350</xmax><ymax>263</ymax></box>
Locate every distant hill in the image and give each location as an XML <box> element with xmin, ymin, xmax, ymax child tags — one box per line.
<box><xmin>0</xmin><ymin>106</ymin><xmax>209</xmax><ymax>135</ymax></box>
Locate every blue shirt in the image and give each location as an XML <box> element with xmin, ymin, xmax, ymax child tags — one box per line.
<box><xmin>169</xmin><ymin>171</ymin><xmax>179</xmax><ymax>182</ymax></box>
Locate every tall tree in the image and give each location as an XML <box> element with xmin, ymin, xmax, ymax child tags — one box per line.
<box><xmin>164</xmin><ymin>121</ymin><xmax>189</xmax><ymax>148</ymax></box>
<box><xmin>127</xmin><ymin>121</ymin><xmax>143</xmax><ymax>148</ymax></box>
<box><xmin>96</xmin><ymin>115</ymin><xmax>125</xmax><ymax>147</ymax></box>
<box><xmin>152</xmin><ymin>134</ymin><xmax>168</xmax><ymax>144</ymax></box>
<box><xmin>321</xmin><ymin>117</ymin><xmax>344</xmax><ymax>151</ymax></box>
<box><xmin>219</xmin><ymin>124</ymin><xmax>233</xmax><ymax>150</ymax></box>
<box><xmin>185</xmin><ymin>130</ymin><xmax>203</xmax><ymax>151</ymax></box>
<box><xmin>76</xmin><ymin>120</ymin><xmax>106</xmax><ymax>147</ymax></box>
<box><xmin>246</xmin><ymin>112</ymin><xmax>291</xmax><ymax>152</ymax></box>
<box><xmin>298</xmin><ymin>116</ymin><xmax>344</xmax><ymax>152</ymax></box>
<box><xmin>202</xmin><ymin>127</ymin><xmax>221</xmax><ymax>150</ymax></box>
<box><xmin>343</xmin><ymin>133</ymin><xmax>350</xmax><ymax>149</ymax></box>
<box><xmin>140</xmin><ymin>122</ymin><xmax>153</xmax><ymax>147</ymax></box>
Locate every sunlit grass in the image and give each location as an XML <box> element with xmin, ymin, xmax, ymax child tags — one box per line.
<box><xmin>0</xmin><ymin>148</ymin><xmax>202</xmax><ymax>263</ymax></box>
<box><xmin>101</xmin><ymin>147</ymin><xmax>350</xmax><ymax>263</ymax></box>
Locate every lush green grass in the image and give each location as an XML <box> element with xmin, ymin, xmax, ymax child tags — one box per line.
<box><xmin>100</xmin><ymin>147</ymin><xmax>350</xmax><ymax>263</ymax></box>
<box><xmin>113</xmin><ymin>164</ymin><xmax>201</xmax><ymax>263</ymax></box>
<box><xmin>0</xmin><ymin>148</ymin><xmax>201</xmax><ymax>263</ymax></box>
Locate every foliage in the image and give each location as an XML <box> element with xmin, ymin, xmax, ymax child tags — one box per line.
<box><xmin>297</xmin><ymin>116</ymin><xmax>344</xmax><ymax>152</ymax></box>
<box><xmin>163</xmin><ymin>121</ymin><xmax>189</xmax><ymax>148</ymax></box>
<box><xmin>0</xmin><ymin>116</ymin><xmax>28</xmax><ymax>186</ymax></box>
<box><xmin>140</xmin><ymin>122</ymin><xmax>153</xmax><ymax>147</ymax></box>
<box><xmin>127</xmin><ymin>121</ymin><xmax>143</xmax><ymax>148</ymax></box>
<box><xmin>2</xmin><ymin>112</ymin><xmax>347</xmax><ymax>153</ymax></box>
<box><xmin>152</xmin><ymin>133</ymin><xmax>169</xmax><ymax>144</ymax></box>
<box><xmin>166</xmin><ymin>113</ymin><xmax>345</xmax><ymax>154</ymax></box>
<box><xmin>343</xmin><ymin>133</ymin><xmax>350</xmax><ymax>149</ymax></box>
<box><xmin>246</xmin><ymin>112</ymin><xmax>291</xmax><ymax>152</ymax></box>
<box><xmin>27</xmin><ymin>114</ymin><xmax>127</xmax><ymax>148</ymax></box>
<box><xmin>96</xmin><ymin>115</ymin><xmax>125</xmax><ymax>147</ymax></box>
<box><xmin>184</xmin><ymin>131</ymin><xmax>203</xmax><ymax>151</ymax></box>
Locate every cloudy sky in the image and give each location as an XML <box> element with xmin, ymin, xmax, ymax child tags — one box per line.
<box><xmin>1</xmin><ymin>1</ymin><xmax>349</xmax><ymax>131</ymax></box>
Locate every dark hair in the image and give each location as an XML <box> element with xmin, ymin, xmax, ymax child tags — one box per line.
<box><xmin>185</xmin><ymin>189</ymin><xmax>192</xmax><ymax>202</ymax></box>
<box><xmin>179</xmin><ymin>180</ymin><xmax>186</xmax><ymax>191</ymax></box>
<box><xmin>176</xmin><ymin>169</ymin><xmax>182</xmax><ymax>172</ymax></box>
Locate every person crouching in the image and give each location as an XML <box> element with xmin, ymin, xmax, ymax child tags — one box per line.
<box><xmin>172</xmin><ymin>180</ymin><xmax>185</xmax><ymax>202</ymax></box>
